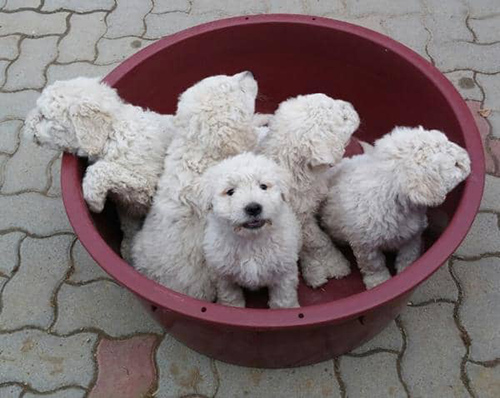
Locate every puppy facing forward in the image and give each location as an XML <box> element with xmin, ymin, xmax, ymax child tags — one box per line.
<box><xmin>132</xmin><ymin>72</ymin><xmax>259</xmax><ymax>302</ymax></box>
<box><xmin>260</xmin><ymin>93</ymin><xmax>360</xmax><ymax>288</ymax></box>
<box><xmin>202</xmin><ymin>153</ymin><xmax>301</xmax><ymax>309</ymax></box>
<box><xmin>321</xmin><ymin>126</ymin><xmax>471</xmax><ymax>289</ymax></box>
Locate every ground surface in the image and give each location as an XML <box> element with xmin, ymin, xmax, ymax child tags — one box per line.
<box><xmin>0</xmin><ymin>1</ymin><xmax>499</xmax><ymax>397</ymax></box>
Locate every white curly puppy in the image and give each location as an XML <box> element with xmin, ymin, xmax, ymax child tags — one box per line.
<box><xmin>202</xmin><ymin>153</ymin><xmax>301</xmax><ymax>309</ymax></box>
<box><xmin>24</xmin><ymin>77</ymin><xmax>176</xmax><ymax>216</ymax></box>
<box><xmin>23</xmin><ymin>77</ymin><xmax>176</xmax><ymax>259</ymax></box>
<box><xmin>321</xmin><ymin>126</ymin><xmax>471</xmax><ymax>289</ymax></box>
<box><xmin>132</xmin><ymin>72</ymin><xmax>259</xmax><ymax>301</ymax></box>
<box><xmin>260</xmin><ymin>93</ymin><xmax>360</xmax><ymax>288</ymax></box>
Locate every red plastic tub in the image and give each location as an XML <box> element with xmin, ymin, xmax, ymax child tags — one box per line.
<box><xmin>61</xmin><ymin>14</ymin><xmax>484</xmax><ymax>368</ymax></box>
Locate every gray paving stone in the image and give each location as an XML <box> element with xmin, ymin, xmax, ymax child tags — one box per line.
<box><xmin>266</xmin><ymin>0</ymin><xmax>306</xmax><ymax>13</ymax></box>
<box><xmin>0</xmin><ymin>35</ymin><xmax>20</xmax><ymax>60</ymax></box>
<box><xmin>383</xmin><ymin>14</ymin><xmax>429</xmax><ymax>59</ymax></box>
<box><xmin>455</xmin><ymin>213</ymin><xmax>500</xmax><ymax>258</ymax></box>
<box><xmin>488</xmin><ymin>111</ymin><xmax>500</xmax><ymax>139</ymax></box>
<box><xmin>0</xmin><ymin>153</ymin><xmax>8</xmax><ymax>187</ymax></box>
<box><xmin>192</xmin><ymin>0</ymin><xmax>267</xmax><ymax>15</ymax></box>
<box><xmin>0</xmin><ymin>90</ymin><xmax>39</xmax><ymax>121</ymax></box>
<box><xmin>69</xmin><ymin>239</ymin><xmax>110</xmax><ymax>283</ymax></box>
<box><xmin>3</xmin><ymin>37</ymin><xmax>58</xmax><ymax>91</ymax></box>
<box><xmin>445</xmin><ymin>70</ymin><xmax>483</xmax><ymax>101</ymax></box>
<box><xmin>53</xmin><ymin>280</ymin><xmax>162</xmax><ymax>337</ymax></box>
<box><xmin>481</xmin><ymin>175</ymin><xmax>500</xmax><ymax>212</ymax></box>
<box><xmin>454</xmin><ymin>257</ymin><xmax>500</xmax><ymax>362</ymax></box>
<box><xmin>0</xmin><ymin>231</ymin><xmax>24</xmax><ymax>276</ymax></box>
<box><xmin>3</xmin><ymin>0</ymin><xmax>40</xmax><ymax>10</ymax></box>
<box><xmin>105</xmin><ymin>0</ymin><xmax>151</xmax><ymax>39</ymax></box>
<box><xmin>0</xmin><ymin>59</ymin><xmax>9</xmax><ymax>87</ymax></box>
<box><xmin>215</xmin><ymin>358</ymin><xmax>340</xmax><ymax>398</ymax></box>
<box><xmin>0</xmin><ymin>11</ymin><xmax>68</xmax><ymax>36</ymax></box>
<box><xmin>0</xmin><ymin>235</ymin><xmax>73</xmax><ymax>329</ymax></box>
<box><xmin>303</xmin><ymin>0</ymin><xmax>345</xmax><ymax>15</ymax></box>
<box><xmin>469</xmin><ymin>15</ymin><xmax>500</xmax><ymax>43</ymax></box>
<box><xmin>58</xmin><ymin>12</ymin><xmax>107</xmax><ymax>63</ymax></box>
<box><xmin>24</xmin><ymin>388</ymin><xmax>86</xmax><ymax>398</ymax></box>
<box><xmin>401</xmin><ymin>304</ymin><xmax>468</xmax><ymax>397</ymax></box>
<box><xmin>96</xmin><ymin>37</ymin><xmax>155</xmax><ymax>65</ymax></box>
<box><xmin>467</xmin><ymin>362</ymin><xmax>500</xmax><ymax>397</ymax></box>
<box><xmin>155</xmin><ymin>335</ymin><xmax>217</xmax><ymax>397</ymax></box>
<box><xmin>351</xmin><ymin>320</ymin><xmax>402</xmax><ymax>354</ymax></box>
<box><xmin>47</xmin><ymin>154</ymin><xmax>61</xmax><ymax>197</ymax></box>
<box><xmin>430</xmin><ymin>41</ymin><xmax>500</xmax><ymax>74</ymax></box>
<box><xmin>145</xmin><ymin>11</ymin><xmax>220</xmax><ymax>39</ymax></box>
<box><xmin>0</xmin><ymin>384</ymin><xmax>23</xmax><ymax>398</ymax></box>
<box><xmin>341</xmin><ymin>353</ymin><xmax>404</xmax><ymax>397</ymax></box>
<box><xmin>424</xmin><ymin>0</ymin><xmax>471</xmax><ymax>43</ymax></box>
<box><xmin>0</xmin><ymin>329</ymin><xmax>97</xmax><ymax>391</ymax></box>
<box><xmin>464</xmin><ymin>0</ymin><xmax>500</xmax><ymax>18</ymax></box>
<box><xmin>410</xmin><ymin>261</ymin><xmax>458</xmax><ymax>304</ymax></box>
<box><xmin>151</xmin><ymin>0</ymin><xmax>190</xmax><ymax>13</ymax></box>
<box><xmin>0</xmin><ymin>193</ymin><xmax>72</xmax><ymax>235</ymax></box>
<box><xmin>0</xmin><ymin>120</ymin><xmax>22</xmax><ymax>155</ymax></box>
<box><xmin>42</xmin><ymin>0</ymin><xmax>114</xmax><ymax>12</ymax></box>
<box><xmin>346</xmin><ymin>0</ymin><xmax>421</xmax><ymax>16</ymax></box>
<box><xmin>0</xmin><ymin>274</ymin><xmax>7</xmax><ymax>294</ymax></box>
<box><xmin>46</xmin><ymin>62</ymin><xmax>118</xmax><ymax>84</ymax></box>
<box><xmin>325</xmin><ymin>15</ymin><xmax>387</xmax><ymax>35</ymax></box>
<box><xmin>476</xmin><ymin>73</ymin><xmax>500</xmax><ymax>111</ymax></box>
<box><xmin>1</xmin><ymin>134</ymin><xmax>58</xmax><ymax>193</ymax></box>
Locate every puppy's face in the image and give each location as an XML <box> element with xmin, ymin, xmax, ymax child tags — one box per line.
<box><xmin>269</xmin><ymin>94</ymin><xmax>359</xmax><ymax>174</ymax></box>
<box><xmin>376</xmin><ymin>127</ymin><xmax>471</xmax><ymax>206</ymax></box>
<box><xmin>23</xmin><ymin>77</ymin><xmax>118</xmax><ymax>157</ymax></box>
<box><xmin>25</xmin><ymin>98</ymin><xmax>80</xmax><ymax>153</ymax></box>
<box><xmin>203</xmin><ymin>153</ymin><xmax>290</xmax><ymax>236</ymax></box>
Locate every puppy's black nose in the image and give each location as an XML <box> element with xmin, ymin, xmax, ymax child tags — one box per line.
<box><xmin>244</xmin><ymin>202</ymin><xmax>262</xmax><ymax>216</ymax></box>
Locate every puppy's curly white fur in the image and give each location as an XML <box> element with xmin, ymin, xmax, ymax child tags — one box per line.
<box><xmin>260</xmin><ymin>94</ymin><xmax>359</xmax><ymax>288</ymax></box>
<box><xmin>23</xmin><ymin>77</ymin><xmax>177</xmax><ymax>259</ymax></box>
<box><xmin>202</xmin><ymin>153</ymin><xmax>301</xmax><ymax>309</ymax></box>
<box><xmin>132</xmin><ymin>72</ymin><xmax>259</xmax><ymax>301</ymax></box>
<box><xmin>321</xmin><ymin>126</ymin><xmax>471</xmax><ymax>289</ymax></box>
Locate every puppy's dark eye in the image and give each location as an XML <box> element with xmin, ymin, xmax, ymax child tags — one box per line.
<box><xmin>260</xmin><ymin>184</ymin><xmax>268</xmax><ymax>190</ymax></box>
<box><xmin>226</xmin><ymin>188</ymin><xmax>235</xmax><ymax>196</ymax></box>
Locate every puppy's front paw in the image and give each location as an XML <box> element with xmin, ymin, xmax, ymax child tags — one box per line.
<box><xmin>323</xmin><ymin>247</ymin><xmax>352</xmax><ymax>279</ymax></box>
<box><xmin>83</xmin><ymin>190</ymin><xmax>106</xmax><ymax>213</ymax></box>
<box><xmin>363</xmin><ymin>270</ymin><xmax>391</xmax><ymax>290</ymax></box>
<box><xmin>300</xmin><ymin>254</ymin><xmax>329</xmax><ymax>288</ymax></box>
<box><xmin>217</xmin><ymin>297</ymin><xmax>245</xmax><ymax>308</ymax></box>
<box><xmin>269</xmin><ymin>298</ymin><xmax>300</xmax><ymax>309</ymax></box>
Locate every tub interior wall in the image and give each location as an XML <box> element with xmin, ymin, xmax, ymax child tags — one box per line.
<box><xmin>89</xmin><ymin>21</ymin><xmax>466</xmax><ymax>308</ymax></box>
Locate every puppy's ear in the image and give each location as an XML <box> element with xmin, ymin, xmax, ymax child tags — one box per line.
<box><xmin>400</xmin><ymin>150</ymin><xmax>447</xmax><ymax>207</ymax></box>
<box><xmin>199</xmin><ymin>167</ymin><xmax>215</xmax><ymax>212</ymax></box>
<box><xmin>309</xmin><ymin>141</ymin><xmax>344</xmax><ymax>171</ymax></box>
<box><xmin>276</xmin><ymin>167</ymin><xmax>292</xmax><ymax>203</ymax></box>
<box><xmin>69</xmin><ymin>101</ymin><xmax>112</xmax><ymax>156</ymax></box>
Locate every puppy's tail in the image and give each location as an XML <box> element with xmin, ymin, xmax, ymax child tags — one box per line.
<box><xmin>359</xmin><ymin>140</ymin><xmax>375</xmax><ymax>154</ymax></box>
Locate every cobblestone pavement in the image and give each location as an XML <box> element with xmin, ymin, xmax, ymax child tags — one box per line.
<box><xmin>0</xmin><ymin>1</ymin><xmax>499</xmax><ymax>397</ymax></box>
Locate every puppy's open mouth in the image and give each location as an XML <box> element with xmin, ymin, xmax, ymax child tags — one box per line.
<box><xmin>239</xmin><ymin>219</ymin><xmax>269</xmax><ymax>230</ymax></box>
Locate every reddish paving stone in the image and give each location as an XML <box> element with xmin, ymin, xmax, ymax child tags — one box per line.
<box><xmin>467</xmin><ymin>100</ymin><xmax>498</xmax><ymax>175</ymax></box>
<box><xmin>88</xmin><ymin>335</ymin><xmax>159</xmax><ymax>398</ymax></box>
<box><xmin>489</xmin><ymin>140</ymin><xmax>500</xmax><ymax>174</ymax></box>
